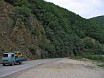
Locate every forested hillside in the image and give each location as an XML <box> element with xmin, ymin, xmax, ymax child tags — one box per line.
<box><xmin>0</xmin><ymin>0</ymin><xmax>104</xmax><ymax>59</ymax></box>
<box><xmin>90</xmin><ymin>16</ymin><xmax>104</xmax><ymax>29</ymax></box>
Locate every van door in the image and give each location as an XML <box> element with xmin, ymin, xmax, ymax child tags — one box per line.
<box><xmin>11</xmin><ymin>54</ymin><xmax>15</xmax><ymax>62</ymax></box>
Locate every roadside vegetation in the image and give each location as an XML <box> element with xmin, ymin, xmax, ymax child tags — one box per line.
<box><xmin>84</xmin><ymin>55</ymin><xmax>104</xmax><ymax>67</ymax></box>
<box><xmin>97</xmin><ymin>64</ymin><xmax>104</xmax><ymax>67</ymax></box>
<box><xmin>84</xmin><ymin>55</ymin><xmax>104</xmax><ymax>62</ymax></box>
<box><xmin>71</xmin><ymin>54</ymin><xmax>104</xmax><ymax>67</ymax></box>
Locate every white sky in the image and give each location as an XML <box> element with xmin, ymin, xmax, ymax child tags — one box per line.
<box><xmin>44</xmin><ymin>0</ymin><xmax>104</xmax><ymax>18</ymax></box>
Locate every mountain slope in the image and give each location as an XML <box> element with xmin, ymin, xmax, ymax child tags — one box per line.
<box><xmin>0</xmin><ymin>0</ymin><xmax>48</xmax><ymax>59</ymax></box>
<box><xmin>0</xmin><ymin>0</ymin><xmax>104</xmax><ymax>59</ymax></box>
<box><xmin>29</xmin><ymin>0</ymin><xmax>104</xmax><ymax>55</ymax></box>
<box><xmin>90</xmin><ymin>16</ymin><xmax>104</xmax><ymax>28</ymax></box>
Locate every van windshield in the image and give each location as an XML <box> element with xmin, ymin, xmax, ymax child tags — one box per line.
<box><xmin>3</xmin><ymin>54</ymin><xmax>8</xmax><ymax>57</ymax></box>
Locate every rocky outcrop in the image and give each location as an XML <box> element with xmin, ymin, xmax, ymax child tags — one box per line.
<box><xmin>0</xmin><ymin>1</ymin><xmax>47</xmax><ymax>59</ymax></box>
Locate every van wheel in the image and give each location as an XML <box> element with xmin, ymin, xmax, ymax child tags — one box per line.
<box><xmin>3</xmin><ymin>64</ymin><xmax>5</xmax><ymax>66</ymax></box>
<box><xmin>19</xmin><ymin>61</ymin><xmax>22</xmax><ymax>65</ymax></box>
<box><xmin>11</xmin><ymin>62</ymin><xmax>14</xmax><ymax>66</ymax></box>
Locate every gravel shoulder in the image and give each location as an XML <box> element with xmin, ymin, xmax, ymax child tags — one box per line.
<box><xmin>6</xmin><ymin>58</ymin><xmax>104</xmax><ymax>78</ymax></box>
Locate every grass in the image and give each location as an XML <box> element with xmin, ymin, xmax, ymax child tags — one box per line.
<box><xmin>84</xmin><ymin>55</ymin><xmax>104</xmax><ymax>63</ymax></box>
<box><xmin>71</xmin><ymin>55</ymin><xmax>104</xmax><ymax>67</ymax></box>
<box><xmin>86</xmin><ymin>55</ymin><xmax>104</xmax><ymax>68</ymax></box>
<box><xmin>84</xmin><ymin>55</ymin><xmax>104</xmax><ymax>68</ymax></box>
<box><xmin>97</xmin><ymin>64</ymin><xmax>104</xmax><ymax>67</ymax></box>
<box><xmin>70</xmin><ymin>56</ymin><xmax>83</xmax><ymax>60</ymax></box>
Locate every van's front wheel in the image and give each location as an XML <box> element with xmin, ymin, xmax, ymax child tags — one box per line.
<box><xmin>3</xmin><ymin>64</ymin><xmax>5</xmax><ymax>66</ymax></box>
<box><xmin>11</xmin><ymin>62</ymin><xmax>14</xmax><ymax>66</ymax></box>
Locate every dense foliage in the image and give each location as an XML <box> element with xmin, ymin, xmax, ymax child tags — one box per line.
<box><xmin>90</xmin><ymin>16</ymin><xmax>104</xmax><ymax>28</ymax></box>
<box><xmin>4</xmin><ymin>0</ymin><xmax>104</xmax><ymax>58</ymax></box>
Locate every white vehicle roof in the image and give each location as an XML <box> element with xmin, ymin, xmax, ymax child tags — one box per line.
<box><xmin>3</xmin><ymin>52</ymin><xmax>15</xmax><ymax>54</ymax></box>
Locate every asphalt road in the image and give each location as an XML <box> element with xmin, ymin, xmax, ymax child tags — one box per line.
<box><xmin>0</xmin><ymin>58</ymin><xmax>63</xmax><ymax>78</ymax></box>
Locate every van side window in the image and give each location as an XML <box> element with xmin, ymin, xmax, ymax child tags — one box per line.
<box><xmin>12</xmin><ymin>54</ymin><xmax>14</xmax><ymax>57</ymax></box>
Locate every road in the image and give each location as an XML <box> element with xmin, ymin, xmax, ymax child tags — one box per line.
<box><xmin>4</xmin><ymin>58</ymin><xmax>104</xmax><ymax>78</ymax></box>
<box><xmin>0</xmin><ymin>58</ymin><xmax>63</xmax><ymax>78</ymax></box>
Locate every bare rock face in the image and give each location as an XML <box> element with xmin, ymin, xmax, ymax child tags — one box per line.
<box><xmin>10</xmin><ymin>19</ymin><xmax>33</xmax><ymax>56</ymax></box>
<box><xmin>0</xmin><ymin>1</ymin><xmax>16</xmax><ymax>53</ymax></box>
<box><xmin>0</xmin><ymin>1</ymin><xmax>47</xmax><ymax>59</ymax></box>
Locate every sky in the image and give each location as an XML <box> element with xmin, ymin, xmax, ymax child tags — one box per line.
<box><xmin>44</xmin><ymin>0</ymin><xmax>104</xmax><ymax>18</ymax></box>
